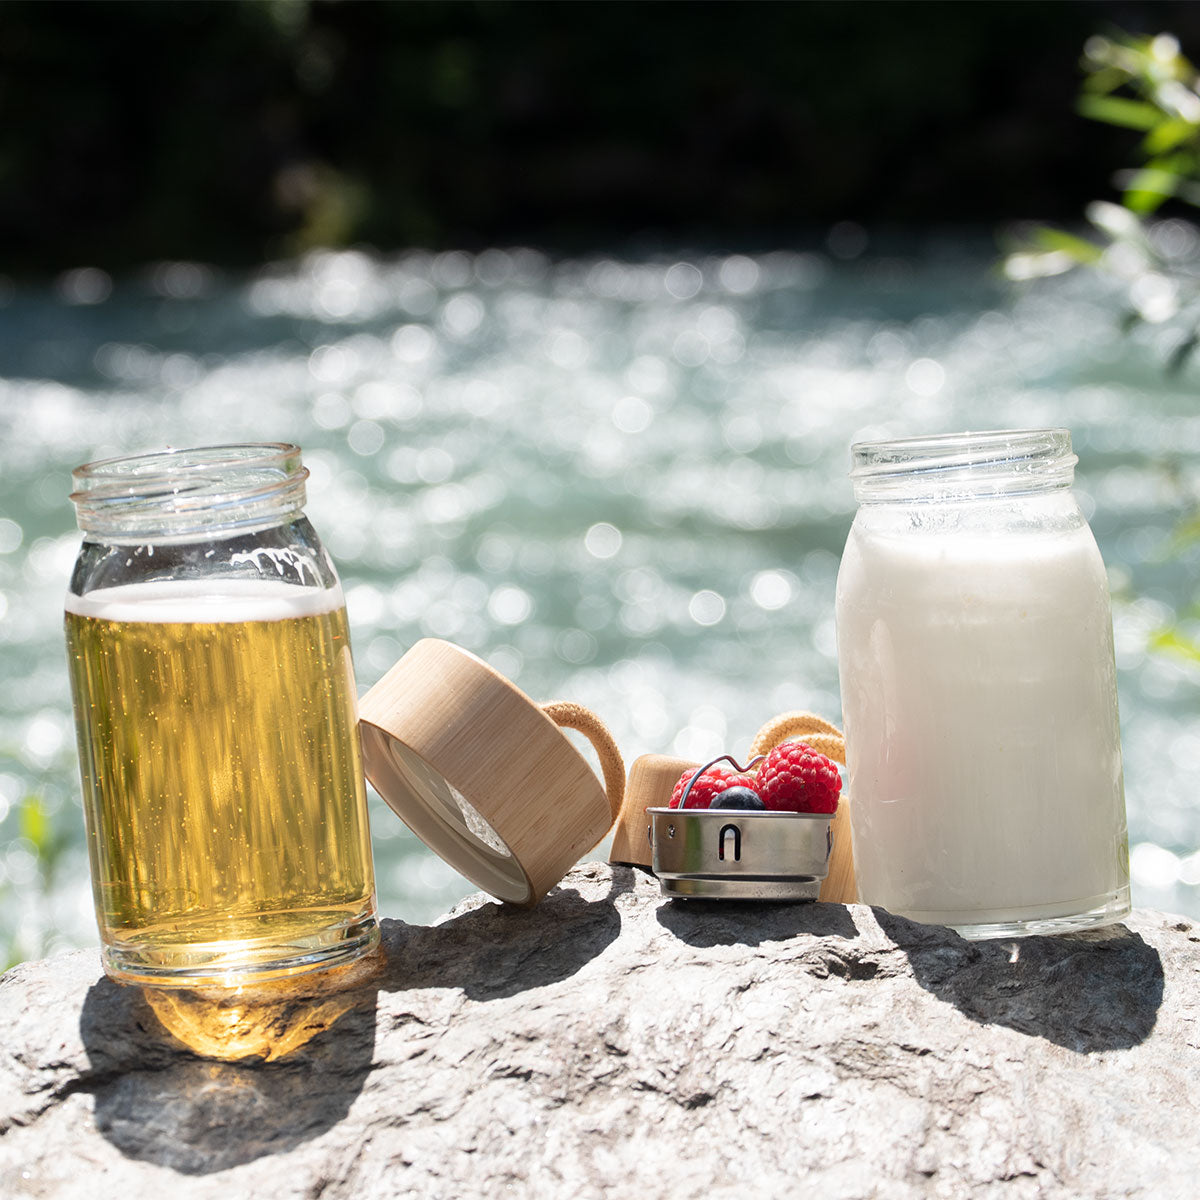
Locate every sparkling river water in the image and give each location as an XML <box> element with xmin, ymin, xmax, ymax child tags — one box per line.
<box><xmin>1</xmin><ymin>242</ymin><xmax>1198</xmax><ymax>963</ymax></box>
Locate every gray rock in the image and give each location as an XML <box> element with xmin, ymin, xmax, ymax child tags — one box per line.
<box><xmin>1</xmin><ymin>863</ymin><xmax>1197</xmax><ymax>1199</ymax></box>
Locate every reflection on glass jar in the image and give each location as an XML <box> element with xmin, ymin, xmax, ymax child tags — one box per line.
<box><xmin>835</xmin><ymin>429</ymin><xmax>1130</xmax><ymax>939</ymax></box>
<box><xmin>64</xmin><ymin>443</ymin><xmax>378</xmax><ymax>986</ymax></box>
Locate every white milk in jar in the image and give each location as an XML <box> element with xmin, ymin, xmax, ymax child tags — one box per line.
<box><xmin>835</xmin><ymin>429</ymin><xmax>1130</xmax><ymax>938</ymax></box>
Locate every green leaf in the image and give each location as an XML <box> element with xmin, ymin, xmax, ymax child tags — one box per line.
<box><xmin>1144</xmin><ymin>117</ymin><xmax>1200</xmax><ymax>155</ymax></box>
<box><xmin>1077</xmin><ymin>94</ymin><xmax>1164</xmax><ymax>131</ymax></box>
<box><xmin>18</xmin><ymin>795</ymin><xmax>50</xmax><ymax>855</ymax></box>
<box><xmin>1125</xmin><ymin>189</ymin><xmax>1168</xmax><ymax>214</ymax></box>
<box><xmin>1030</xmin><ymin>227</ymin><xmax>1104</xmax><ymax>263</ymax></box>
<box><xmin>1122</xmin><ymin>165</ymin><xmax>1180</xmax><ymax>212</ymax></box>
<box><xmin>1150</xmin><ymin>626</ymin><xmax>1200</xmax><ymax>665</ymax></box>
<box><xmin>1081</xmin><ymin>65</ymin><xmax>1132</xmax><ymax>97</ymax></box>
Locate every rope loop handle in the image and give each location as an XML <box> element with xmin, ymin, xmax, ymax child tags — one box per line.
<box><xmin>541</xmin><ymin>702</ymin><xmax>626</xmax><ymax>823</ymax></box>
<box><xmin>748</xmin><ymin>710</ymin><xmax>846</xmax><ymax>767</ymax></box>
<box><xmin>747</xmin><ymin>710</ymin><xmax>855</xmax><ymax>905</ymax></box>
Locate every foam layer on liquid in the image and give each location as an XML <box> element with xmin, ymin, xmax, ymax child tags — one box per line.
<box><xmin>66</xmin><ymin>577</ymin><xmax>344</xmax><ymax>624</ymax></box>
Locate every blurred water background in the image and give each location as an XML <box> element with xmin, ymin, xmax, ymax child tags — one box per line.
<box><xmin>0</xmin><ymin>238</ymin><xmax>1198</xmax><ymax>964</ymax></box>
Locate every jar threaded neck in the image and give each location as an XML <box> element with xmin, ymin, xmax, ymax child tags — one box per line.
<box><xmin>70</xmin><ymin>443</ymin><xmax>308</xmax><ymax>538</ymax></box>
<box><xmin>849</xmin><ymin>429</ymin><xmax>1076</xmax><ymax>502</ymax></box>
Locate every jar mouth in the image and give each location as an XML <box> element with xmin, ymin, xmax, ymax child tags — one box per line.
<box><xmin>70</xmin><ymin>443</ymin><xmax>309</xmax><ymax>537</ymax></box>
<box><xmin>849</xmin><ymin>428</ymin><xmax>1077</xmax><ymax>501</ymax></box>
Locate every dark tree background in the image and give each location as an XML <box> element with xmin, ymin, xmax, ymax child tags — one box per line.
<box><xmin>2</xmin><ymin>0</ymin><xmax>1200</xmax><ymax>273</ymax></box>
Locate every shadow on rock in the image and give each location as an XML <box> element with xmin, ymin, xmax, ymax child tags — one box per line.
<box><xmin>657</xmin><ymin>899</ymin><xmax>859</xmax><ymax>947</ymax></box>
<box><xmin>79</xmin><ymin>869</ymin><xmax>629</xmax><ymax>1172</ymax></box>
<box><xmin>80</xmin><ymin>975</ymin><xmax>378</xmax><ymax>1174</ymax></box>
<box><xmin>377</xmin><ymin>866</ymin><xmax>630</xmax><ymax>1000</ymax></box>
<box><xmin>874</xmin><ymin>909</ymin><xmax>1164</xmax><ymax>1053</ymax></box>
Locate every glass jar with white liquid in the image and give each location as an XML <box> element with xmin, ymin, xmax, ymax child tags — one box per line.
<box><xmin>65</xmin><ymin>444</ymin><xmax>378</xmax><ymax>986</ymax></box>
<box><xmin>835</xmin><ymin>429</ymin><xmax>1130</xmax><ymax>938</ymax></box>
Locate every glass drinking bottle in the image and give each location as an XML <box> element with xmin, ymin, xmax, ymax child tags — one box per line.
<box><xmin>835</xmin><ymin>429</ymin><xmax>1130</xmax><ymax>938</ymax></box>
<box><xmin>64</xmin><ymin>443</ymin><xmax>378</xmax><ymax>985</ymax></box>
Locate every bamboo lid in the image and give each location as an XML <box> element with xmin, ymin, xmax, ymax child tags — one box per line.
<box><xmin>610</xmin><ymin>754</ymin><xmax>696</xmax><ymax>870</ymax></box>
<box><xmin>358</xmin><ymin>639</ymin><xmax>624</xmax><ymax>907</ymax></box>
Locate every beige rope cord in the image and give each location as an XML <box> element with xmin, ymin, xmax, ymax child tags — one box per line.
<box><xmin>541</xmin><ymin>702</ymin><xmax>626</xmax><ymax>823</ymax></box>
<box><xmin>748</xmin><ymin>709</ymin><xmax>855</xmax><ymax>905</ymax></box>
<box><xmin>749</xmin><ymin>710</ymin><xmax>845</xmax><ymax>764</ymax></box>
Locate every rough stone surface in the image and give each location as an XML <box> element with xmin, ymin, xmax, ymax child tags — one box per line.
<box><xmin>1</xmin><ymin>863</ymin><xmax>1198</xmax><ymax>1199</ymax></box>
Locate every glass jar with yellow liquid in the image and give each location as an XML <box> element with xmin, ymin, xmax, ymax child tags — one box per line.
<box><xmin>64</xmin><ymin>443</ymin><xmax>378</xmax><ymax>986</ymax></box>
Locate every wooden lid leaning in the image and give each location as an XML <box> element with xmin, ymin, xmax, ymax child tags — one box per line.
<box><xmin>358</xmin><ymin>639</ymin><xmax>624</xmax><ymax>907</ymax></box>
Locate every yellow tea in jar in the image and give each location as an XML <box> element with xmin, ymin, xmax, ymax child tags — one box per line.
<box><xmin>65</xmin><ymin>578</ymin><xmax>377</xmax><ymax>984</ymax></box>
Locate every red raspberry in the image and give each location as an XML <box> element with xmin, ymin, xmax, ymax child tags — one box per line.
<box><xmin>669</xmin><ymin>766</ymin><xmax>759</xmax><ymax>809</ymax></box>
<box><xmin>756</xmin><ymin>742</ymin><xmax>841</xmax><ymax>814</ymax></box>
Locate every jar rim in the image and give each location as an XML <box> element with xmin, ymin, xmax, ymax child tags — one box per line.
<box><xmin>849</xmin><ymin>428</ymin><xmax>1077</xmax><ymax>501</ymax></box>
<box><xmin>71</xmin><ymin>442</ymin><xmax>301</xmax><ymax>490</ymax></box>
<box><xmin>850</xmin><ymin>428</ymin><xmax>1073</xmax><ymax>477</ymax></box>
<box><xmin>70</xmin><ymin>442</ymin><xmax>309</xmax><ymax>537</ymax></box>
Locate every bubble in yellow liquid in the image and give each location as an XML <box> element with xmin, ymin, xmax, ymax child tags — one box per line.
<box><xmin>65</xmin><ymin>579</ymin><xmax>378</xmax><ymax>987</ymax></box>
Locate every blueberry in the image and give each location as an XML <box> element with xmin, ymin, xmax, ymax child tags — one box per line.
<box><xmin>709</xmin><ymin>787</ymin><xmax>765</xmax><ymax>810</ymax></box>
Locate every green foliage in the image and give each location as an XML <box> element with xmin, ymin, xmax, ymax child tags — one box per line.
<box><xmin>1005</xmin><ymin>32</ymin><xmax>1200</xmax><ymax>349</ymax></box>
<box><xmin>18</xmin><ymin>794</ymin><xmax>62</xmax><ymax>883</ymax></box>
<box><xmin>1151</xmin><ymin>626</ymin><xmax>1200</xmax><ymax>666</ymax></box>
<box><xmin>0</xmin><ymin>794</ymin><xmax>66</xmax><ymax>973</ymax></box>
<box><xmin>1076</xmin><ymin>94</ymin><xmax>1163</xmax><ymax>133</ymax></box>
<box><xmin>1079</xmin><ymin>33</ymin><xmax>1200</xmax><ymax>216</ymax></box>
<box><xmin>1029</xmin><ymin>226</ymin><xmax>1105</xmax><ymax>263</ymax></box>
<box><xmin>1005</xmin><ymin>31</ymin><xmax>1200</xmax><ymax>678</ymax></box>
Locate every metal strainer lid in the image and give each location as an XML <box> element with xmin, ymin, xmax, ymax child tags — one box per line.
<box><xmin>358</xmin><ymin>639</ymin><xmax>624</xmax><ymax>907</ymax></box>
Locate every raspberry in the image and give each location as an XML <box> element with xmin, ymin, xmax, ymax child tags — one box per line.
<box><xmin>669</xmin><ymin>766</ymin><xmax>759</xmax><ymax>809</ymax></box>
<box><xmin>756</xmin><ymin>741</ymin><xmax>841</xmax><ymax>814</ymax></box>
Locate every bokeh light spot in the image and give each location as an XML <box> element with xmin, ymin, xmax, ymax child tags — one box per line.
<box><xmin>665</xmin><ymin>262</ymin><xmax>703</xmax><ymax>300</ymax></box>
<box><xmin>750</xmin><ymin>570</ymin><xmax>793</xmax><ymax>611</ymax></box>
<box><xmin>488</xmin><ymin>585</ymin><xmax>533</xmax><ymax>626</ymax></box>
<box><xmin>585</xmin><ymin>522</ymin><xmax>623</xmax><ymax>559</ymax></box>
<box><xmin>612</xmin><ymin>395</ymin><xmax>652</xmax><ymax>434</ymax></box>
<box><xmin>718</xmin><ymin>255</ymin><xmax>759</xmax><ymax>294</ymax></box>
<box><xmin>0</xmin><ymin>519</ymin><xmax>23</xmax><ymax>554</ymax></box>
<box><xmin>688</xmin><ymin>590</ymin><xmax>726</xmax><ymax>626</ymax></box>
<box><xmin>57</xmin><ymin>268</ymin><xmax>112</xmax><ymax>305</ymax></box>
<box><xmin>905</xmin><ymin>357</ymin><xmax>945</xmax><ymax>397</ymax></box>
